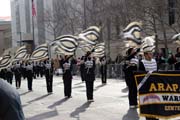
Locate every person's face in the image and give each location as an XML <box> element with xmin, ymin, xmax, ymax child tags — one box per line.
<box><xmin>145</xmin><ymin>52</ymin><xmax>153</xmax><ymax>60</ymax></box>
<box><xmin>131</xmin><ymin>49</ymin><xmax>135</xmax><ymax>55</ymax></box>
<box><xmin>88</xmin><ymin>54</ymin><xmax>91</xmax><ymax>58</ymax></box>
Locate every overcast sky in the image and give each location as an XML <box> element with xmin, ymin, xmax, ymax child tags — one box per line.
<box><xmin>0</xmin><ymin>0</ymin><xmax>11</xmax><ymax>17</ymax></box>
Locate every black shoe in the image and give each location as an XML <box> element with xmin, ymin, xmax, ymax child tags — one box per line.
<box><xmin>88</xmin><ymin>99</ymin><xmax>94</xmax><ymax>102</ymax></box>
<box><xmin>67</xmin><ymin>96</ymin><xmax>72</xmax><ymax>98</ymax></box>
<box><xmin>48</xmin><ymin>92</ymin><xmax>53</xmax><ymax>94</ymax></box>
<box><xmin>130</xmin><ymin>105</ymin><xmax>138</xmax><ymax>109</ymax></box>
<box><xmin>28</xmin><ymin>89</ymin><xmax>33</xmax><ymax>92</ymax></box>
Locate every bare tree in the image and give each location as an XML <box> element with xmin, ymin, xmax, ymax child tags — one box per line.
<box><xmin>38</xmin><ymin>0</ymin><xmax>180</xmax><ymax>59</ymax></box>
<box><xmin>41</xmin><ymin>0</ymin><xmax>85</xmax><ymax>40</ymax></box>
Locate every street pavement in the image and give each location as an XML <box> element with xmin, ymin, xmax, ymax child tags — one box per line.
<box><xmin>14</xmin><ymin>75</ymin><xmax>178</xmax><ymax>120</ymax></box>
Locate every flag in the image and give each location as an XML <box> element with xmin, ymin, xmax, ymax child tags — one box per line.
<box><xmin>93</xmin><ymin>42</ymin><xmax>105</xmax><ymax>57</ymax></box>
<box><xmin>30</xmin><ymin>43</ymin><xmax>48</xmax><ymax>61</ymax></box>
<box><xmin>0</xmin><ymin>54</ymin><xmax>12</xmax><ymax>71</ymax></box>
<box><xmin>78</xmin><ymin>26</ymin><xmax>100</xmax><ymax>46</ymax></box>
<box><xmin>32</xmin><ymin>0</ymin><xmax>36</xmax><ymax>16</ymax></box>
<box><xmin>13</xmin><ymin>46</ymin><xmax>27</xmax><ymax>62</ymax></box>
<box><xmin>123</xmin><ymin>21</ymin><xmax>142</xmax><ymax>44</ymax></box>
<box><xmin>172</xmin><ymin>33</ymin><xmax>180</xmax><ymax>40</ymax></box>
<box><xmin>141</xmin><ymin>36</ymin><xmax>156</xmax><ymax>53</ymax></box>
<box><xmin>52</xmin><ymin>35</ymin><xmax>78</xmax><ymax>55</ymax></box>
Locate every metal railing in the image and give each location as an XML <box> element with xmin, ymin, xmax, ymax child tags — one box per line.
<box><xmin>70</xmin><ymin>63</ymin><xmax>125</xmax><ymax>79</ymax></box>
<box><xmin>56</xmin><ymin>63</ymin><xmax>176</xmax><ymax>79</ymax></box>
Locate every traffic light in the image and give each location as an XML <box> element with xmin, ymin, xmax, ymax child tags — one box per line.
<box><xmin>168</xmin><ymin>0</ymin><xmax>175</xmax><ymax>26</ymax></box>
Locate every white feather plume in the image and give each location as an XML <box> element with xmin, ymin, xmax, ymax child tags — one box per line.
<box><xmin>141</xmin><ymin>36</ymin><xmax>155</xmax><ymax>52</ymax></box>
<box><xmin>172</xmin><ymin>33</ymin><xmax>180</xmax><ymax>40</ymax></box>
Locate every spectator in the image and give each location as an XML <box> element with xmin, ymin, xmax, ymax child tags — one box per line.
<box><xmin>156</xmin><ymin>48</ymin><xmax>166</xmax><ymax>70</ymax></box>
<box><xmin>175</xmin><ymin>47</ymin><xmax>180</xmax><ymax>70</ymax></box>
<box><xmin>0</xmin><ymin>79</ymin><xmax>25</xmax><ymax>120</ymax></box>
<box><xmin>115</xmin><ymin>53</ymin><xmax>123</xmax><ymax>64</ymax></box>
<box><xmin>167</xmin><ymin>50</ymin><xmax>176</xmax><ymax>70</ymax></box>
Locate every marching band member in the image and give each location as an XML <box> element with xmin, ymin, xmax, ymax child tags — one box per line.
<box><xmin>84</xmin><ymin>51</ymin><xmax>96</xmax><ymax>102</ymax></box>
<box><xmin>6</xmin><ymin>66</ymin><xmax>13</xmax><ymax>84</ymax></box>
<box><xmin>123</xmin><ymin>47</ymin><xmax>140</xmax><ymax>108</ymax></box>
<box><xmin>13</xmin><ymin>61</ymin><xmax>22</xmax><ymax>89</ymax></box>
<box><xmin>26</xmin><ymin>61</ymin><xmax>34</xmax><ymax>91</ymax></box>
<box><xmin>21</xmin><ymin>61</ymin><xmax>27</xmax><ymax>80</ymax></box>
<box><xmin>44</xmin><ymin>59</ymin><xmax>54</xmax><ymax>94</ymax></box>
<box><xmin>33</xmin><ymin>61</ymin><xmax>38</xmax><ymax>79</ymax></box>
<box><xmin>139</xmin><ymin>46</ymin><xmax>158</xmax><ymax>120</ymax></box>
<box><xmin>61</xmin><ymin>55</ymin><xmax>73</xmax><ymax>98</ymax></box>
<box><xmin>0</xmin><ymin>69</ymin><xmax>6</xmax><ymax>80</ymax></box>
<box><xmin>40</xmin><ymin>60</ymin><xmax>45</xmax><ymax>78</ymax></box>
<box><xmin>80</xmin><ymin>56</ymin><xmax>85</xmax><ymax>82</ymax></box>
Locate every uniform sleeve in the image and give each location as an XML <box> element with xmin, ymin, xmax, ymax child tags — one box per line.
<box><xmin>126</xmin><ymin>48</ymin><xmax>140</xmax><ymax>60</ymax></box>
<box><xmin>60</xmin><ymin>60</ymin><xmax>64</xmax><ymax>70</ymax></box>
<box><xmin>70</xmin><ymin>61</ymin><xmax>73</xmax><ymax>71</ymax></box>
<box><xmin>93</xmin><ymin>60</ymin><xmax>96</xmax><ymax>71</ymax></box>
<box><xmin>139</xmin><ymin>61</ymin><xmax>145</xmax><ymax>71</ymax></box>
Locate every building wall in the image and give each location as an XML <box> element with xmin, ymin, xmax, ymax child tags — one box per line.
<box><xmin>10</xmin><ymin>0</ymin><xmax>54</xmax><ymax>48</ymax></box>
<box><xmin>0</xmin><ymin>21</ymin><xmax>12</xmax><ymax>56</ymax></box>
<box><xmin>37</xmin><ymin>0</ymin><xmax>45</xmax><ymax>44</ymax></box>
<box><xmin>25</xmin><ymin>0</ymin><xmax>31</xmax><ymax>33</ymax></box>
<box><xmin>11</xmin><ymin>0</ymin><xmax>18</xmax><ymax>46</ymax></box>
<box><xmin>0</xmin><ymin>32</ymin><xmax>4</xmax><ymax>55</ymax></box>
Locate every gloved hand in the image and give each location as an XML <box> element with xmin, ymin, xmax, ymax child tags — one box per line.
<box><xmin>136</xmin><ymin>48</ymin><xmax>141</xmax><ymax>53</ymax></box>
<box><xmin>91</xmin><ymin>48</ymin><xmax>95</xmax><ymax>53</ymax></box>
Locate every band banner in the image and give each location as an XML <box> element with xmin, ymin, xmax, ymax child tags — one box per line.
<box><xmin>134</xmin><ymin>71</ymin><xmax>180</xmax><ymax>119</ymax></box>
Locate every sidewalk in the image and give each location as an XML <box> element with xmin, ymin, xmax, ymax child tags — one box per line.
<box><xmin>18</xmin><ymin>76</ymin><xmax>144</xmax><ymax>120</ymax></box>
